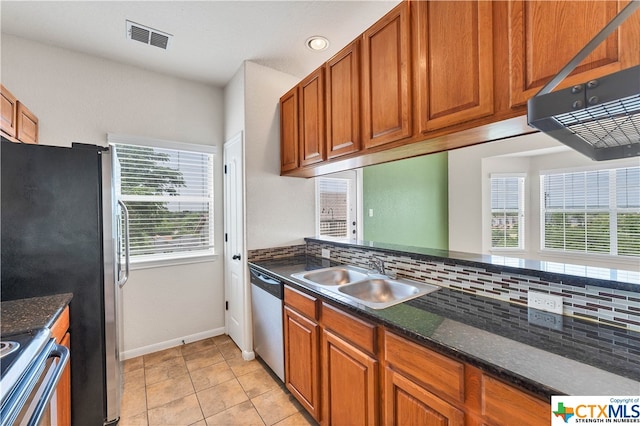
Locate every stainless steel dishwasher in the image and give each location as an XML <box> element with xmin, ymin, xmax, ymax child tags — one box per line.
<box><xmin>249</xmin><ymin>266</ymin><xmax>284</xmax><ymax>382</ymax></box>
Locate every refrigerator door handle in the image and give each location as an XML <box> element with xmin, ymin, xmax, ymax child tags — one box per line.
<box><xmin>117</xmin><ymin>200</ymin><xmax>130</xmax><ymax>287</ymax></box>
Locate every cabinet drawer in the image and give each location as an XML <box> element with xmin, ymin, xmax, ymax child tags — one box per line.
<box><xmin>482</xmin><ymin>375</ymin><xmax>548</xmax><ymax>426</ymax></box>
<box><xmin>50</xmin><ymin>306</ymin><xmax>70</xmax><ymax>343</ymax></box>
<box><xmin>384</xmin><ymin>331</ymin><xmax>464</xmax><ymax>403</ymax></box>
<box><xmin>321</xmin><ymin>303</ymin><xmax>376</xmax><ymax>355</ymax></box>
<box><xmin>284</xmin><ymin>286</ymin><xmax>319</xmax><ymax>320</ymax></box>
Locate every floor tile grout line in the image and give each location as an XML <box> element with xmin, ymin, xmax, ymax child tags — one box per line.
<box><xmin>181</xmin><ymin>352</ymin><xmax>207</xmax><ymax>425</ymax></box>
<box><xmin>123</xmin><ymin>337</ymin><xmax>313</xmax><ymax>425</ymax></box>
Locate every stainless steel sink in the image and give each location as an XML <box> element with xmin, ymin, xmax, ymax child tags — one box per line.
<box><xmin>292</xmin><ymin>266</ymin><xmax>369</xmax><ymax>287</ymax></box>
<box><xmin>291</xmin><ymin>265</ymin><xmax>439</xmax><ymax>309</ymax></box>
<box><xmin>338</xmin><ymin>278</ymin><xmax>439</xmax><ymax>309</ymax></box>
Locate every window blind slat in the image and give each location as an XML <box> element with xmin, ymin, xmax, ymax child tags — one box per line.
<box><xmin>541</xmin><ymin>166</ymin><xmax>639</xmax><ymax>257</ymax></box>
<box><xmin>318</xmin><ymin>178</ymin><xmax>350</xmax><ymax>239</ymax></box>
<box><xmin>490</xmin><ymin>176</ymin><xmax>524</xmax><ymax>249</ymax></box>
<box><xmin>113</xmin><ymin>142</ymin><xmax>214</xmax><ymax>260</ymax></box>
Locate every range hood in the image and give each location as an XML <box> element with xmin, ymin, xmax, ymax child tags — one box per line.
<box><xmin>527</xmin><ymin>1</ymin><xmax>640</xmax><ymax>161</ymax></box>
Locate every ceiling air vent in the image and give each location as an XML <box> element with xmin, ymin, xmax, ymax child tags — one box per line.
<box><xmin>126</xmin><ymin>20</ymin><xmax>172</xmax><ymax>50</ymax></box>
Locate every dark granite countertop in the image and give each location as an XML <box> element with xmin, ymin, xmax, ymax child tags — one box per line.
<box><xmin>306</xmin><ymin>237</ymin><xmax>640</xmax><ymax>292</ymax></box>
<box><xmin>250</xmin><ymin>256</ymin><xmax>640</xmax><ymax>400</ymax></box>
<box><xmin>1</xmin><ymin>293</ymin><xmax>73</xmax><ymax>336</ymax></box>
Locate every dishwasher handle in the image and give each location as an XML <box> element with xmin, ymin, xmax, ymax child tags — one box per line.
<box><xmin>253</xmin><ymin>272</ymin><xmax>280</xmax><ymax>286</ymax></box>
<box><xmin>249</xmin><ymin>267</ymin><xmax>284</xmax><ymax>299</ymax></box>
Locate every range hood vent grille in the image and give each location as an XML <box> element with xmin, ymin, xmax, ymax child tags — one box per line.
<box><xmin>528</xmin><ymin>66</ymin><xmax>640</xmax><ymax>161</ymax></box>
<box><xmin>555</xmin><ymin>95</ymin><xmax>640</xmax><ymax>149</ymax></box>
<box><xmin>126</xmin><ymin>20</ymin><xmax>172</xmax><ymax>50</ymax></box>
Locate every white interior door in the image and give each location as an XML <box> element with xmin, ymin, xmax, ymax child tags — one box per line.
<box><xmin>315</xmin><ymin>169</ymin><xmax>362</xmax><ymax>240</ymax></box>
<box><xmin>223</xmin><ymin>132</ymin><xmax>252</xmax><ymax>359</ymax></box>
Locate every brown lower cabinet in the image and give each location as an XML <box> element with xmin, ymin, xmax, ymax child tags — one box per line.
<box><xmin>50</xmin><ymin>306</ymin><xmax>71</xmax><ymax>426</ymax></box>
<box><xmin>284</xmin><ymin>287</ymin><xmax>321</xmax><ymax>420</ymax></box>
<box><xmin>385</xmin><ymin>367</ymin><xmax>465</xmax><ymax>425</ymax></box>
<box><xmin>284</xmin><ymin>285</ymin><xmax>550</xmax><ymax>426</ymax></box>
<box><xmin>322</xmin><ymin>303</ymin><xmax>378</xmax><ymax>426</ymax></box>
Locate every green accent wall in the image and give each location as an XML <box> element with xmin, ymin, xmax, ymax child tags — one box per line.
<box><xmin>363</xmin><ymin>153</ymin><xmax>448</xmax><ymax>249</ymax></box>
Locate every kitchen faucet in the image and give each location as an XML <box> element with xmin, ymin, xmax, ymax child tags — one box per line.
<box><xmin>368</xmin><ymin>256</ymin><xmax>386</xmax><ymax>275</ymax></box>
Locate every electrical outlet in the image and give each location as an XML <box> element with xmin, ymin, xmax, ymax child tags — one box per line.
<box><xmin>321</xmin><ymin>248</ymin><xmax>331</xmax><ymax>259</ymax></box>
<box><xmin>528</xmin><ymin>308</ymin><xmax>563</xmax><ymax>330</ymax></box>
<box><xmin>527</xmin><ymin>291</ymin><xmax>563</xmax><ymax>315</ymax></box>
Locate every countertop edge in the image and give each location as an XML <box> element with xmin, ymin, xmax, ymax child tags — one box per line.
<box><xmin>1</xmin><ymin>293</ymin><xmax>74</xmax><ymax>336</ymax></box>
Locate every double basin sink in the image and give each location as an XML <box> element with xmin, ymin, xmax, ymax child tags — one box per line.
<box><xmin>291</xmin><ymin>265</ymin><xmax>439</xmax><ymax>309</ymax></box>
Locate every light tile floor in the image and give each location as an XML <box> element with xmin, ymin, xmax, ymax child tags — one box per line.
<box><xmin>120</xmin><ymin>335</ymin><xmax>317</xmax><ymax>426</ymax></box>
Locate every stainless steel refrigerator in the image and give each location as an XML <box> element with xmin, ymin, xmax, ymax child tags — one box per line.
<box><xmin>1</xmin><ymin>138</ymin><xmax>126</xmax><ymax>425</ymax></box>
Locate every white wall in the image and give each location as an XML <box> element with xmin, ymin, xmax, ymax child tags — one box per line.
<box><xmin>449</xmin><ymin>132</ymin><xmax>639</xmax><ymax>270</ymax></box>
<box><xmin>243</xmin><ymin>61</ymin><xmax>315</xmax><ymax>250</ymax></box>
<box><xmin>223</xmin><ymin>65</ymin><xmax>245</xmax><ymax>142</ymax></box>
<box><xmin>2</xmin><ymin>35</ymin><xmax>226</xmax><ymax>357</ymax></box>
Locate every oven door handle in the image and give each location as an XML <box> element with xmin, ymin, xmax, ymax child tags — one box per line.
<box><xmin>26</xmin><ymin>344</ymin><xmax>70</xmax><ymax>426</ymax></box>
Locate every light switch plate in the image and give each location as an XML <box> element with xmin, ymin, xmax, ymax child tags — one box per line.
<box><xmin>527</xmin><ymin>291</ymin><xmax>563</xmax><ymax>315</ymax></box>
<box><xmin>321</xmin><ymin>248</ymin><xmax>330</xmax><ymax>259</ymax></box>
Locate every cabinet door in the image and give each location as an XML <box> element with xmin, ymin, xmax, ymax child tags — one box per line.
<box><xmin>299</xmin><ymin>67</ymin><xmax>325</xmax><ymax>167</ymax></box>
<box><xmin>362</xmin><ymin>2</ymin><xmax>412</xmax><ymax>149</ymax></box>
<box><xmin>58</xmin><ymin>332</ymin><xmax>71</xmax><ymax>426</ymax></box>
<box><xmin>284</xmin><ymin>306</ymin><xmax>321</xmax><ymax>421</ymax></box>
<box><xmin>508</xmin><ymin>0</ymin><xmax>640</xmax><ymax>108</ymax></box>
<box><xmin>322</xmin><ymin>330</ymin><xmax>378</xmax><ymax>425</ymax></box>
<box><xmin>0</xmin><ymin>85</ymin><xmax>18</xmax><ymax>138</ymax></box>
<box><xmin>385</xmin><ymin>367</ymin><xmax>465</xmax><ymax>426</ymax></box>
<box><xmin>482</xmin><ymin>375</ymin><xmax>548</xmax><ymax>426</ymax></box>
<box><xmin>414</xmin><ymin>1</ymin><xmax>494</xmax><ymax>132</ymax></box>
<box><xmin>16</xmin><ymin>101</ymin><xmax>38</xmax><ymax>144</ymax></box>
<box><xmin>280</xmin><ymin>86</ymin><xmax>299</xmax><ymax>173</ymax></box>
<box><xmin>326</xmin><ymin>40</ymin><xmax>361</xmax><ymax>159</ymax></box>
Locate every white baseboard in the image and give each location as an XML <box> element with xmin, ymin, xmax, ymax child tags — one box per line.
<box><xmin>242</xmin><ymin>350</ymin><xmax>255</xmax><ymax>361</ymax></box>
<box><xmin>120</xmin><ymin>327</ymin><xmax>227</xmax><ymax>360</ymax></box>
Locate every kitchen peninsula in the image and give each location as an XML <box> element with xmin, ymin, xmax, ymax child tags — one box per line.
<box><xmin>248</xmin><ymin>238</ymin><xmax>640</xmax><ymax>424</ymax></box>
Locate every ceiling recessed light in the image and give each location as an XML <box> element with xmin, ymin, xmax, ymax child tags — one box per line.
<box><xmin>306</xmin><ymin>36</ymin><xmax>329</xmax><ymax>51</ymax></box>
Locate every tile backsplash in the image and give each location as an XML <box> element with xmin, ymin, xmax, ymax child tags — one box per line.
<box><xmin>248</xmin><ymin>245</ymin><xmax>306</xmax><ymax>262</ymax></box>
<box><xmin>306</xmin><ymin>241</ymin><xmax>640</xmax><ymax>332</ymax></box>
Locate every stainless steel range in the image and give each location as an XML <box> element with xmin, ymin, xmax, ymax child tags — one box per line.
<box><xmin>0</xmin><ymin>329</ymin><xmax>69</xmax><ymax>426</ymax></box>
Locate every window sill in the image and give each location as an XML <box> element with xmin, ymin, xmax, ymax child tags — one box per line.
<box><xmin>536</xmin><ymin>250</ymin><xmax>639</xmax><ymax>271</ymax></box>
<box><xmin>130</xmin><ymin>253</ymin><xmax>219</xmax><ymax>270</ymax></box>
<box><xmin>489</xmin><ymin>249</ymin><xmax>526</xmax><ymax>255</ymax></box>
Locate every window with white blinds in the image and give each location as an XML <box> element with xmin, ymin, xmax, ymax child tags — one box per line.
<box><xmin>112</xmin><ymin>142</ymin><xmax>215</xmax><ymax>262</ymax></box>
<box><xmin>540</xmin><ymin>166</ymin><xmax>640</xmax><ymax>257</ymax></box>
<box><xmin>317</xmin><ymin>178</ymin><xmax>350</xmax><ymax>239</ymax></box>
<box><xmin>490</xmin><ymin>175</ymin><xmax>525</xmax><ymax>250</ymax></box>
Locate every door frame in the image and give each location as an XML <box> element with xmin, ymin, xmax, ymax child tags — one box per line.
<box><xmin>223</xmin><ymin>131</ymin><xmax>254</xmax><ymax>360</ymax></box>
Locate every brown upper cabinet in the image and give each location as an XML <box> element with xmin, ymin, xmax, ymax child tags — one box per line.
<box><xmin>507</xmin><ymin>0</ymin><xmax>640</xmax><ymax>108</ymax></box>
<box><xmin>17</xmin><ymin>102</ymin><xmax>39</xmax><ymax>144</ymax></box>
<box><xmin>280</xmin><ymin>0</ymin><xmax>640</xmax><ymax>177</ymax></box>
<box><xmin>325</xmin><ymin>40</ymin><xmax>361</xmax><ymax>159</ymax></box>
<box><xmin>1</xmin><ymin>85</ymin><xmax>18</xmax><ymax>139</ymax></box>
<box><xmin>299</xmin><ymin>67</ymin><xmax>326</xmax><ymax>167</ymax></box>
<box><xmin>362</xmin><ymin>2</ymin><xmax>412</xmax><ymax>149</ymax></box>
<box><xmin>1</xmin><ymin>85</ymin><xmax>39</xmax><ymax>144</ymax></box>
<box><xmin>413</xmin><ymin>0</ymin><xmax>494</xmax><ymax>133</ymax></box>
<box><xmin>280</xmin><ymin>86</ymin><xmax>299</xmax><ymax>173</ymax></box>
